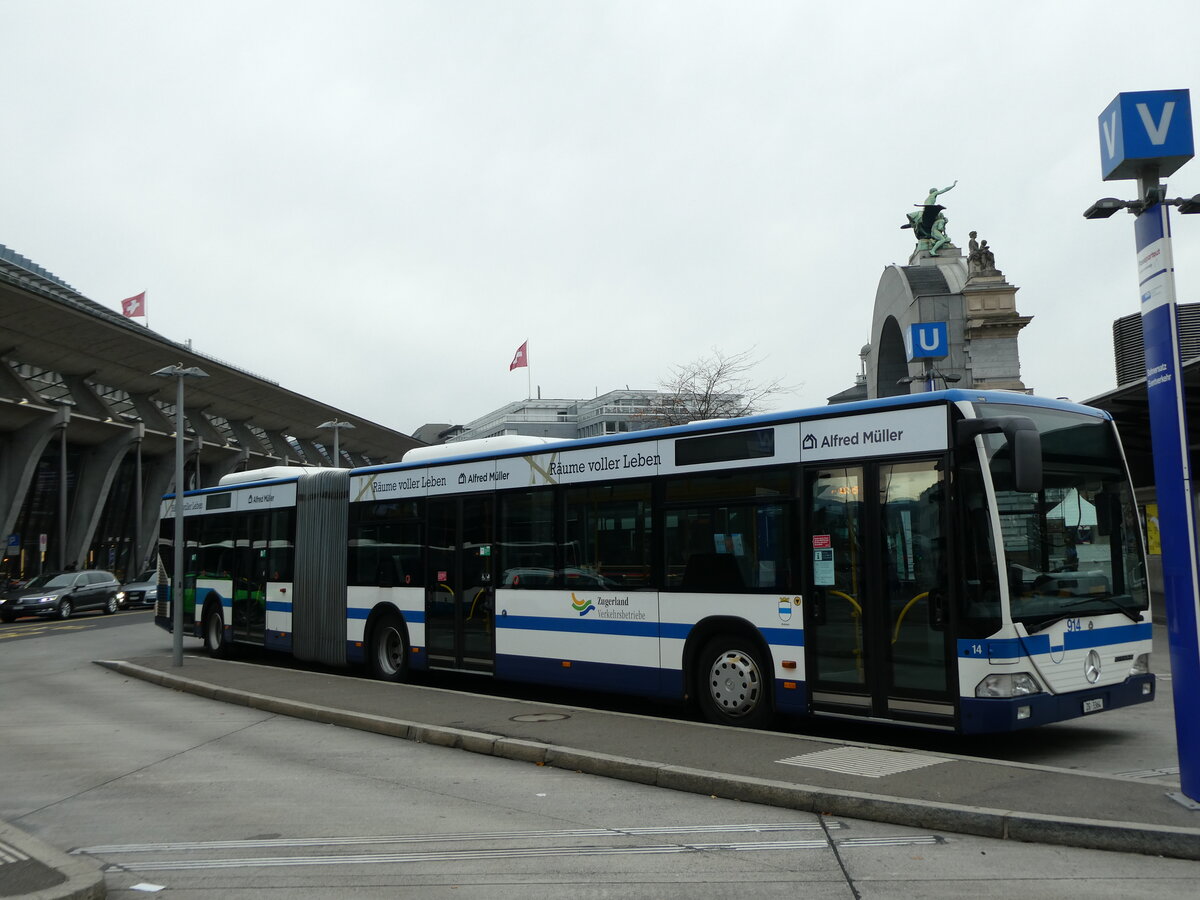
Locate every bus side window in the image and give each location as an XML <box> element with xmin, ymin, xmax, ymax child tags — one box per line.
<box><xmin>680</xmin><ymin>552</ymin><xmax>745</xmax><ymax>592</ymax></box>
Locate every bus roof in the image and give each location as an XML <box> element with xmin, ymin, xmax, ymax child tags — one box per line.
<box><xmin>174</xmin><ymin>391</ymin><xmax>1108</xmax><ymax>493</ymax></box>
<box><xmin>351</xmin><ymin>390</ymin><xmax>1108</xmax><ymax>476</ymax></box>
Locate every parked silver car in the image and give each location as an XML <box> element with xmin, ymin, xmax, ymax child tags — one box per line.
<box><xmin>117</xmin><ymin>569</ymin><xmax>160</xmax><ymax>609</ymax></box>
<box><xmin>0</xmin><ymin>570</ymin><xmax>121</xmax><ymax>622</ymax></box>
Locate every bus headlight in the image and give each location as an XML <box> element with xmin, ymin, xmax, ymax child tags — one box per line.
<box><xmin>1131</xmin><ymin>653</ymin><xmax>1150</xmax><ymax>675</ymax></box>
<box><xmin>975</xmin><ymin>672</ymin><xmax>1042</xmax><ymax>698</ymax></box>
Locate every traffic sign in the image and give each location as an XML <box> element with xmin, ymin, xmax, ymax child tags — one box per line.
<box><xmin>906</xmin><ymin>322</ymin><xmax>949</xmax><ymax>360</ymax></box>
<box><xmin>1099</xmin><ymin>89</ymin><xmax>1194</xmax><ymax>181</ymax></box>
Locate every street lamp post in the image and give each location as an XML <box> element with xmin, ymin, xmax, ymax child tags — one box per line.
<box><xmin>152</xmin><ymin>363</ymin><xmax>208</xmax><ymax>667</ymax></box>
<box><xmin>317</xmin><ymin>419</ymin><xmax>355</xmax><ymax>467</ymax></box>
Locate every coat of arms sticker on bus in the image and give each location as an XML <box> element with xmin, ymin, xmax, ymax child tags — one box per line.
<box><xmin>778</xmin><ymin>596</ymin><xmax>801</xmax><ymax>623</ymax></box>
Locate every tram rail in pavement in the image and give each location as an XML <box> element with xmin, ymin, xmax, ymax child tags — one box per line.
<box><xmin>80</xmin><ymin>653</ymin><xmax>1200</xmax><ymax>863</ymax></box>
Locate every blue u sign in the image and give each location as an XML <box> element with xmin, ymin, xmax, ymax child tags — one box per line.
<box><xmin>907</xmin><ymin>322</ymin><xmax>948</xmax><ymax>360</ymax></box>
<box><xmin>1099</xmin><ymin>89</ymin><xmax>1194</xmax><ymax>181</ymax></box>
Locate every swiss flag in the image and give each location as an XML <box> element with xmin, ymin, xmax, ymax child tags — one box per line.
<box><xmin>509</xmin><ymin>340</ymin><xmax>528</xmax><ymax>371</ymax></box>
<box><xmin>121</xmin><ymin>292</ymin><xmax>146</xmax><ymax>318</ymax></box>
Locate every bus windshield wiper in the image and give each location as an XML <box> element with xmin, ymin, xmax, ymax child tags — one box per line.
<box><xmin>1021</xmin><ymin>613</ymin><xmax>1069</xmax><ymax>635</ymax></box>
<box><xmin>1019</xmin><ymin>595</ymin><xmax>1143</xmax><ymax>633</ymax></box>
<box><xmin>1061</xmin><ymin>593</ymin><xmax>1143</xmax><ymax>624</ymax></box>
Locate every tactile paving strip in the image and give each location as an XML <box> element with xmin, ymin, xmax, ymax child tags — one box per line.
<box><xmin>776</xmin><ymin>746</ymin><xmax>950</xmax><ymax>778</ymax></box>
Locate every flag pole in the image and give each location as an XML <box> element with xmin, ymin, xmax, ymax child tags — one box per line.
<box><xmin>527</xmin><ymin>341</ymin><xmax>531</xmax><ymax>399</ymax></box>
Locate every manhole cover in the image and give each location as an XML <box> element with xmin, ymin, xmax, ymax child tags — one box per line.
<box><xmin>511</xmin><ymin>713</ymin><xmax>570</xmax><ymax>723</ymax></box>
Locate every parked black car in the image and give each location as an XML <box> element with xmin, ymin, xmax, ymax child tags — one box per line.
<box><xmin>0</xmin><ymin>570</ymin><xmax>121</xmax><ymax>622</ymax></box>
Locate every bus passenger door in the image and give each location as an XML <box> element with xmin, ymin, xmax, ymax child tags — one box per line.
<box><xmin>804</xmin><ymin>459</ymin><xmax>955</xmax><ymax>726</ymax></box>
<box><xmin>425</xmin><ymin>496</ymin><xmax>495</xmax><ymax>673</ymax></box>
<box><xmin>233</xmin><ymin>512</ymin><xmax>267</xmax><ymax>644</ymax></box>
<box><xmin>804</xmin><ymin>466</ymin><xmax>871</xmax><ymax>709</ymax></box>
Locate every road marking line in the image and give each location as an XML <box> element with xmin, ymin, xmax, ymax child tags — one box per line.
<box><xmin>102</xmin><ymin>839</ymin><xmax>835</xmax><ymax>872</ymax></box>
<box><xmin>0</xmin><ymin>840</ymin><xmax>32</xmax><ymax>864</ymax></box>
<box><xmin>77</xmin><ymin>821</ymin><xmax>840</xmax><ymax>855</ymax></box>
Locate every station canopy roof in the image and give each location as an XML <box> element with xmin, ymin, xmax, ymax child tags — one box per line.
<box><xmin>1086</xmin><ymin>356</ymin><xmax>1200</xmax><ymax>490</ymax></box>
<box><xmin>0</xmin><ymin>245</ymin><xmax>420</xmax><ymax>463</ymax></box>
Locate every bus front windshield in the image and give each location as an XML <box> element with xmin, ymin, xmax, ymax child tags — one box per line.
<box><xmin>977</xmin><ymin>403</ymin><xmax>1148</xmax><ymax>633</ymax></box>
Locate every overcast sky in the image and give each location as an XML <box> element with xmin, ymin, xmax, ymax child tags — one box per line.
<box><xmin>5</xmin><ymin>2</ymin><xmax>1199</xmax><ymax>436</ymax></box>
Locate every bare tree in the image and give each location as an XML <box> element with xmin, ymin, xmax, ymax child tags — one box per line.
<box><xmin>650</xmin><ymin>347</ymin><xmax>787</xmax><ymax>426</ymax></box>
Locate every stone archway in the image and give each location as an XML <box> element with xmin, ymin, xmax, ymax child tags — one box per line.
<box><xmin>856</xmin><ymin>236</ymin><xmax>1030</xmax><ymax>402</ymax></box>
<box><xmin>875</xmin><ymin>316</ymin><xmax>910</xmax><ymax>398</ymax></box>
<box><xmin>866</xmin><ymin>255</ymin><xmax>965</xmax><ymax>399</ymax></box>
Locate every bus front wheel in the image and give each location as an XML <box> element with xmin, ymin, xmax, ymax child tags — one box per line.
<box><xmin>697</xmin><ymin>637</ymin><xmax>772</xmax><ymax>729</ymax></box>
<box><xmin>368</xmin><ymin>613</ymin><xmax>408</xmax><ymax>682</ymax></box>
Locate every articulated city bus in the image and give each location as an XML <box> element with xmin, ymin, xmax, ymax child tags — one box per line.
<box><xmin>156</xmin><ymin>390</ymin><xmax>1155</xmax><ymax>733</ymax></box>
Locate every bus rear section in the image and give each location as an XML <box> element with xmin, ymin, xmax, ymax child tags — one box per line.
<box><xmin>157</xmin><ymin>472</ymin><xmax>301</xmax><ymax>656</ymax></box>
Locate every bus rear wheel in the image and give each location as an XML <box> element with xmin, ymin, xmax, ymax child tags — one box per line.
<box><xmin>203</xmin><ymin>603</ymin><xmax>229</xmax><ymax>659</ymax></box>
<box><xmin>697</xmin><ymin>637</ymin><xmax>772</xmax><ymax>729</ymax></box>
<box><xmin>368</xmin><ymin>613</ymin><xmax>408</xmax><ymax>682</ymax></box>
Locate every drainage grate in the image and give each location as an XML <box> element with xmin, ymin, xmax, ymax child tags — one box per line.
<box><xmin>777</xmin><ymin>747</ymin><xmax>950</xmax><ymax>778</ymax></box>
<box><xmin>1114</xmin><ymin>765</ymin><xmax>1180</xmax><ymax>779</ymax></box>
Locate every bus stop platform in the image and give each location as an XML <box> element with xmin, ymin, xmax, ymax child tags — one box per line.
<box><xmin>84</xmin><ymin>654</ymin><xmax>1200</xmax><ymax>863</ymax></box>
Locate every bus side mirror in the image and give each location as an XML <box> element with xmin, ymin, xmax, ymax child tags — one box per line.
<box><xmin>1094</xmin><ymin>491</ymin><xmax>1116</xmax><ymax>536</ymax></box>
<box><xmin>957</xmin><ymin>416</ymin><xmax>1043</xmax><ymax>493</ymax></box>
<box><xmin>1009</xmin><ymin>425</ymin><xmax>1042</xmax><ymax>494</ymax></box>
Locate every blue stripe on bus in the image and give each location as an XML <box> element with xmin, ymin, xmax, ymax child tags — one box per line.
<box><xmin>498</xmin><ymin>614</ymin><xmax>660</xmax><ymax>638</ymax></box>
<box><xmin>495</xmin><ymin>616</ymin><xmax>804</xmax><ymax>647</ymax></box>
<box><xmin>266</xmin><ymin>601</ymin><xmax>291</xmax><ymax>613</ymax></box>
<box><xmin>760</xmin><ymin>627</ymin><xmax>805</xmax><ymax>647</ymax></box>
<box><xmin>957</xmin><ymin>622</ymin><xmax>1151</xmax><ymax>659</ymax></box>
<box><xmin>345</xmin><ymin>607</ymin><xmax>426</xmax><ymax>623</ymax></box>
<box><xmin>1063</xmin><ymin>622</ymin><xmax>1152</xmax><ymax>648</ymax></box>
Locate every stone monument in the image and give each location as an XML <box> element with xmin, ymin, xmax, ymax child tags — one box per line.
<box><xmin>856</xmin><ymin>184</ymin><xmax>1033</xmax><ymax>399</ymax></box>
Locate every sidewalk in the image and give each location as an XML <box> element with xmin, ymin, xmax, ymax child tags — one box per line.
<box><xmin>7</xmin><ymin>651</ymin><xmax>1200</xmax><ymax>899</ymax></box>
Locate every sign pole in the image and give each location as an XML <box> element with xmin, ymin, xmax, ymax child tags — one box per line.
<box><xmin>1096</xmin><ymin>89</ymin><xmax>1199</xmax><ymax>805</ymax></box>
<box><xmin>1135</xmin><ymin>198</ymin><xmax>1200</xmax><ymax>804</ymax></box>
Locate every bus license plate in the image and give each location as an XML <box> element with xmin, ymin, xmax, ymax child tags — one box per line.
<box><xmin>1083</xmin><ymin>698</ymin><xmax>1104</xmax><ymax>714</ymax></box>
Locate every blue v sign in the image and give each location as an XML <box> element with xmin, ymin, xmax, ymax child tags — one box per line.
<box><xmin>1099</xmin><ymin>90</ymin><xmax>1193</xmax><ymax>181</ymax></box>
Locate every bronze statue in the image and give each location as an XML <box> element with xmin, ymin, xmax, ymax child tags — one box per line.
<box><xmin>902</xmin><ymin>181</ymin><xmax>957</xmax><ymax>254</ymax></box>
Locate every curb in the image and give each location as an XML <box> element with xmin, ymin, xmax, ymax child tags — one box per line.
<box><xmin>96</xmin><ymin>659</ymin><xmax>1200</xmax><ymax>861</ymax></box>
<box><xmin>0</xmin><ymin>820</ymin><xmax>105</xmax><ymax>900</ymax></box>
